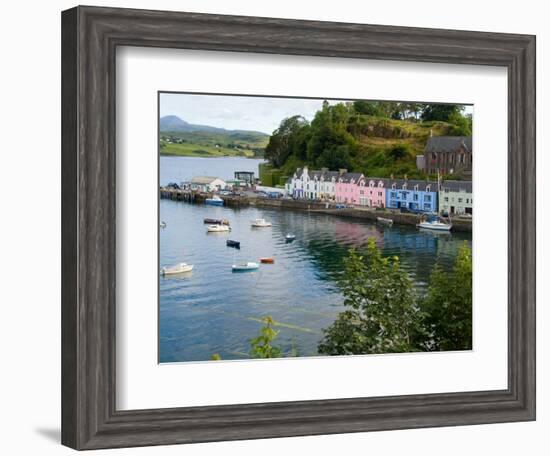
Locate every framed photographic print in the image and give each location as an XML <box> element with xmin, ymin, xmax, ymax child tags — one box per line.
<box><xmin>61</xmin><ymin>6</ymin><xmax>536</xmax><ymax>450</ymax></box>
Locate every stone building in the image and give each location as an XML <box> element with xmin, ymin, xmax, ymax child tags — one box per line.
<box><xmin>422</xmin><ymin>136</ymin><xmax>472</xmax><ymax>177</ymax></box>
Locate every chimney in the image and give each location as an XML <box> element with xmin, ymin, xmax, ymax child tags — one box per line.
<box><xmin>404</xmin><ymin>174</ymin><xmax>408</xmax><ymax>181</ymax></box>
<box><xmin>339</xmin><ymin>168</ymin><xmax>348</xmax><ymax>176</ymax></box>
<box><xmin>390</xmin><ymin>173</ymin><xmax>394</xmax><ymax>180</ymax></box>
<box><xmin>429</xmin><ymin>129</ymin><xmax>433</xmax><ymax>137</ymax></box>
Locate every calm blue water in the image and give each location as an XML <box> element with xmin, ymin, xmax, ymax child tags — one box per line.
<box><xmin>159</xmin><ymin>157</ymin><xmax>472</xmax><ymax>363</ymax></box>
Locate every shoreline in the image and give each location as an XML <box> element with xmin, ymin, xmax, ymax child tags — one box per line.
<box><xmin>160</xmin><ymin>188</ymin><xmax>472</xmax><ymax>232</ymax></box>
<box><xmin>160</xmin><ymin>152</ymin><xmax>265</xmax><ymax>160</ymax></box>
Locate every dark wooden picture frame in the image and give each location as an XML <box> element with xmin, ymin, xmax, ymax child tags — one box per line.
<box><xmin>61</xmin><ymin>5</ymin><xmax>536</xmax><ymax>450</ymax></box>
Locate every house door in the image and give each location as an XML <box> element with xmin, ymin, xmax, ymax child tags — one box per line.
<box><xmin>451</xmin><ymin>206</ymin><xmax>455</xmax><ymax>213</ymax></box>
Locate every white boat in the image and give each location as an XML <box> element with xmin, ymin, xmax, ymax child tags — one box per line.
<box><xmin>377</xmin><ymin>217</ymin><xmax>393</xmax><ymax>226</ymax></box>
<box><xmin>285</xmin><ymin>234</ymin><xmax>296</xmax><ymax>242</ymax></box>
<box><xmin>232</xmin><ymin>262</ymin><xmax>260</xmax><ymax>272</ymax></box>
<box><xmin>418</xmin><ymin>219</ymin><xmax>452</xmax><ymax>231</ymax></box>
<box><xmin>160</xmin><ymin>221</ymin><xmax>167</xmax><ymax>229</ymax></box>
<box><xmin>251</xmin><ymin>218</ymin><xmax>272</xmax><ymax>227</ymax></box>
<box><xmin>161</xmin><ymin>262</ymin><xmax>193</xmax><ymax>275</ymax></box>
<box><xmin>207</xmin><ymin>224</ymin><xmax>231</xmax><ymax>233</ymax></box>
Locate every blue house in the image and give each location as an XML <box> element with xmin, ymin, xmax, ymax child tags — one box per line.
<box><xmin>384</xmin><ymin>179</ymin><xmax>438</xmax><ymax>213</ymax></box>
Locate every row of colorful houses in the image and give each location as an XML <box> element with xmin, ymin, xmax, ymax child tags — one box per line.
<box><xmin>284</xmin><ymin>166</ymin><xmax>472</xmax><ymax>215</ymax></box>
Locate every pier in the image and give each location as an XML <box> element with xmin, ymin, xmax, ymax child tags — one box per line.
<box><xmin>159</xmin><ymin>187</ymin><xmax>472</xmax><ymax>232</ymax></box>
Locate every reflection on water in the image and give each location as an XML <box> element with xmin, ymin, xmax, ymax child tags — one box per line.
<box><xmin>159</xmin><ymin>199</ymin><xmax>472</xmax><ymax>363</ymax></box>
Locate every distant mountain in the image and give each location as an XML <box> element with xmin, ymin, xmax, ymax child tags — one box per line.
<box><xmin>159</xmin><ymin>115</ymin><xmax>267</xmax><ymax>136</ymax></box>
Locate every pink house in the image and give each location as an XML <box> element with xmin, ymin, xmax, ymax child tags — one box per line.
<box><xmin>335</xmin><ymin>172</ymin><xmax>364</xmax><ymax>204</ymax></box>
<box><xmin>357</xmin><ymin>178</ymin><xmax>386</xmax><ymax>207</ymax></box>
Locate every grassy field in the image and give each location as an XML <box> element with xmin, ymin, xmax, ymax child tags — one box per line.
<box><xmin>160</xmin><ymin>130</ymin><xmax>269</xmax><ymax>158</ymax></box>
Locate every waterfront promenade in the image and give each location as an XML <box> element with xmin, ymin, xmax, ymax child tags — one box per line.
<box><xmin>159</xmin><ymin>188</ymin><xmax>472</xmax><ymax>232</ymax></box>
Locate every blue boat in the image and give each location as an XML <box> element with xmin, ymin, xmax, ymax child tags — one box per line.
<box><xmin>226</xmin><ymin>240</ymin><xmax>240</xmax><ymax>249</ymax></box>
<box><xmin>205</xmin><ymin>195</ymin><xmax>224</xmax><ymax>206</ymax></box>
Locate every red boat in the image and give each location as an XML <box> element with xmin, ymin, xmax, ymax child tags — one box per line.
<box><xmin>260</xmin><ymin>257</ymin><xmax>275</xmax><ymax>264</ymax></box>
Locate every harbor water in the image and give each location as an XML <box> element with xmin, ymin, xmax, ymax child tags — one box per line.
<box><xmin>159</xmin><ymin>156</ymin><xmax>472</xmax><ymax>362</ymax></box>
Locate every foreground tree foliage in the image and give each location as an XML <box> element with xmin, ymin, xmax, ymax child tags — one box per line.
<box><xmin>421</xmin><ymin>242</ymin><xmax>472</xmax><ymax>351</ymax></box>
<box><xmin>249</xmin><ymin>316</ymin><xmax>283</xmax><ymax>359</ymax></box>
<box><xmin>318</xmin><ymin>239</ymin><xmax>472</xmax><ymax>355</ymax></box>
<box><xmin>318</xmin><ymin>239</ymin><xmax>422</xmax><ymax>355</ymax></box>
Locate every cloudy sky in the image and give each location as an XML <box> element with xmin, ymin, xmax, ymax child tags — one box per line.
<box><xmin>160</xmin><ymin>92</ymin><xmax>473</xmax><ymax>135</ymax></box>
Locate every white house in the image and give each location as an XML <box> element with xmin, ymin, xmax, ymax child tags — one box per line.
<box><xmin>189</xmin><ymin>176</ymin><xmax>226</xmax><ymax>192</ymax></box>
<box><xmin>286</xmin><ymin>167</ymin><xmax>339</xmax><ymax>200</ymax></box>
<box><xmin>438</xmin><ymin>180</ymin><xmax>472</xmax><ymax>215</ymax></box>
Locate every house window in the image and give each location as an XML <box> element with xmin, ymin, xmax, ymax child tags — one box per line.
<box><xmin>390</xmin><ymin>192</ymin><xmax>397</xmax><ymax>198</ymax></box>
<box><xmin>378</xmin><ymin>192</ymin><xmax>383</xmax><ymax>197</ymax></box>
<box><xmin>401</xmin><ymin>191</ymin><xmax>408</xmax><ymax>198</ymax></box>
<box><xmin>458</xmin><ymin>198</ymin><xmax>463</xmax><ymax>203</ymax></box>
<box><xmin>413</xmin><ymin>194</ymin><xmax>418</xmax><ymax>201</ymax></box>
<box><xmin>424</xmin><ymin>195</ymin><xmax>432</xmax><ymax>202</ymax></box>
<box><xmin>444</xmin><ymin>197</ymin><xmax>449</xmax><ymax>202</ymax></box>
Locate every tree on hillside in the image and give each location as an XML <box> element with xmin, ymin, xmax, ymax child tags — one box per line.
<box><xmin>447</xmin><ymin>111</ymin><xmax>472</xmax><ymax>136</ymax></box>
<box><xmin>265</xmin><ymin>115</ymin><xmax>309</xmax><ymax>167</ymax></box>
<box><xmin>306</xmin><ymin>102</ymin><xmax>356</xmax><ymax>168</ymax></box>
<box><xmin>420</xmin><ymin>104</ymin><xmax>463</xmax><ymax>122</ymax></box>
<box><xmin>420</xmin><ymin>242</ymin><xmax>472</xmax><ymax>351</ymax></box>
<box><xmin>388</xmin><ymin>144</ymin><xmax>409</xmax><ymax>161</ymax></box>
<box><xmin>318</xmin><ymin>239</ymin><xmax>422</xmax><ymax>355</ymax></box>
<box><xmin>353</xmin><ymin>100</ymin><xmax>385</xmax><ymax>117</ymax></box>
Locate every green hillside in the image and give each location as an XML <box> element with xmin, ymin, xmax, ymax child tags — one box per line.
<box><xmin>264</xmin><ymin>101</ymin><xmax>472</xmax><ymax>182</ymax></box>
<box><xmin>160</xmin><ymin>130</ymin><xmax>269</xmax><ymax>158</ymax></box>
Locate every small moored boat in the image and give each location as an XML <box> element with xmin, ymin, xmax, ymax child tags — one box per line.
<box><xmin>232</xmin><ymin>262</ymin><xmax>259</xmax><ymax>272</ymax></box>
<box><xmin>226</xmin><ymin>239</ymin><xmax>240</xmax><ymax>249</ymax></box>
<box><xmin>377</xmin><ymin>217</ymin><xmax>393</xmax><ymax>226</ymax></box>
<box><xmin>285</xmin><ymin>234</ymin><xmax>296</xmax><ymax>242</ymax></box>
<box><xmin>207</xmin><ymin>224</ymin><xmax>231</xmax><ymax>233</ymax></box>
<box><xmin>251</xmin><ymin>218</ymin><xmax>272</xmax><ymax>227</ymax></box>
<box><xmin>205</xmin><ymin>195</ymin><xmax>224</xmax><ymax>206</ymax></box>
<box><xmin>161</xmin><ymin>262</ymin><xmax>193</xmax><ymax>275</ymax></box>
<box><xmin>260</xmin><ymin>257</ymin><xmax>274</xmax><ymax>264</ymax></box>
<box><xmin>418</xmin><ymin>218</ymin><xmax>452</xmax><ymax>232</ymax></box>
<box><xmin>203</xmin><ymin>218</ymin><xmax>230</xmax><ymax>225</ymax></box>
<box><xmin>160</xmin><ymin>221</ymin><xmax>167</xmax><ymax>228</ymax></box>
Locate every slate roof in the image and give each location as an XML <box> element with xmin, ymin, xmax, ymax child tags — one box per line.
<box><xmin>338</xmin><ymin>172</ymin><xmax>364</xmax><ymax>183</ymax></box>
<box><xmin>440</xmin><ymin>180</ymin><xmax>472</xmax><ymax>193</ymax></box>
<box><xmin>383</xmin><ymin>179</ymin><xmax>439</xmax><ymax>192</ymax></box>
<box><xmin>425</xmin><ymin>136</ymin><xmax>472</xmax><ymax>154</ymax></box>
<box><xmin>294</xmin><ymin>168</ymin><xmax>341</xmax><ymax>181</ymax></box>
